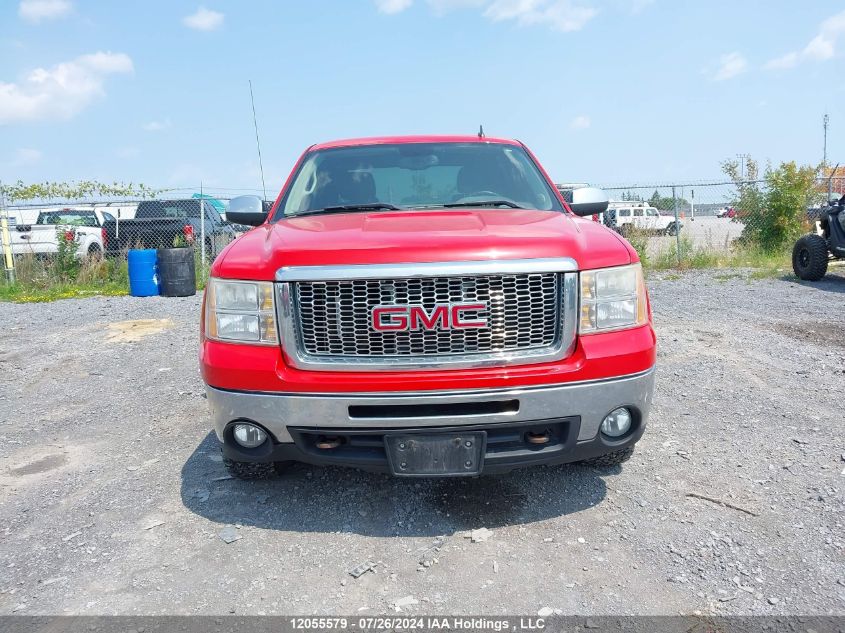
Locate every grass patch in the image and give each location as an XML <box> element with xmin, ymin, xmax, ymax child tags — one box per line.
<box><xmin>641</xmin><ymin>236</ymin><xmax>790</xmax><ymax>273</ymax></box>
<box><xmin>0</xmin><ymin>252</ymin><xmax>131</xmax><ymax>303</ymax></box>
<box><xmin>0</xmin><ymin>281</ymin><xmax>128</xmax><ymax>303</ymax></box>
<box><xmin>748</xmin><ymin>267</ymin><xmax>789</xmax><ymax>281</ymax></box>
<box><xmin>1</xmin><ymin>248</ymin><xmax>210</xmax><ymax>303</ymax></box>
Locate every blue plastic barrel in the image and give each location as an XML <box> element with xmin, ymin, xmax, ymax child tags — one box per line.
<box><xmin>128</xmin><ymin>249</ymin><xmax>160</xmax><ymax>297</ymax></box>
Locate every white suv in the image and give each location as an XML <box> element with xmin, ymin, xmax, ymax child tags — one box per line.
<box><xmin>608</xmin><ymin>202</ymin><xmax>681</xmax><ymax>236</ymax></box>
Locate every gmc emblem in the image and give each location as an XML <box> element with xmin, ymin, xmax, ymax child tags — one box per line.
<box><xmin>372</xmin><ymin>303</ymin><xmax>488</xmax><ymax>332</ymax></box>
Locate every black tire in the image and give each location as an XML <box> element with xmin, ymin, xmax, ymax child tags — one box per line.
<box><xmin>792</xmin><ymin>233</ymin><xmax>828</xmax><ymax>281</ymax></box>
<box><xmin>665</xmin><ymin>223</ymin><xmax>678</xmax><ymax>236</ymax></box>
<box><xmin>87</xmin><ymin>243</ymin><xmax>103</xmax><ymax>260</ymax></box>
<box><xmin>223</xmin><ymin>457</ymin><xmax>277</xmax><ymax>480</ymax></box>
<box><xmin>581</xmin><ymin>446</ymin><xmax>635</xmax><ymax>467</ymax></box>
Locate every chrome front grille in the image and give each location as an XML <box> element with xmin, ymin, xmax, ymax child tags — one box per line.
<box><xmin>275</xmin><ymin>259</ymin><xmax>579</xmax><ymax>371</ymax></box>
<box><xmin>295</xmin><ymin>274</ymin><xmax>559</xmax><ymax>357</ymax></box>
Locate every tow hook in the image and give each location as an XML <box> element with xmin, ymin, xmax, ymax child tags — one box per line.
<box><xmin>526</xmin><ymin>430</ymin><xmax>551</xmax><ymax>445</ymax></box>
<box><xmin>315</xmin><ymin>436</ymin><xmax>342</xmax><ymax>450</ymax></box>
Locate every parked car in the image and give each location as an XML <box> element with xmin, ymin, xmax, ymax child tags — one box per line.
<box><xmin>11</xmin><ymin>208</ymin><xmax>112</xmax><ymax>258</ymax></box>
<box><xmin>102</xmin><ymin>199</ymin><xmax>236</xmax><ymax>256</ymax></box>
<box><xmin>606</xmin><ymin>201</ymin><xmax>681</xmax><ymax>236</ymax></box>
<box><xmin>201</xmin><ymin>135</ymin><xmax>657</xmax><ymax>480</ymax></box>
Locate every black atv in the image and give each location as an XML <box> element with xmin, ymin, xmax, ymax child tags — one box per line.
<box><xmin>792</xmin><ymin>194</ymin><xmax>845</xmax><ymax>281</ymax></box>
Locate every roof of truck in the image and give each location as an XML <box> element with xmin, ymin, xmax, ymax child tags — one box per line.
<box><xmin>310</xmin><ymin>135</ymin><xmax>522</xmax><ymax>151</ymax></box>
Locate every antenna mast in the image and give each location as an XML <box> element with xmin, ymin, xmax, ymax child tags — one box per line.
<box><xmin>249</xmin><ymin>80</ymin><xmax>268</xmax><ymax>201</ymax></box>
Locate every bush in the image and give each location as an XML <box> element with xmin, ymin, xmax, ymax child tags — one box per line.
<box><xmin>722</xmin><ymin>158</ymin><xmax>820</xmax><ymax>252</ymax></box>
<box><xmin>53</xmin><ymin>228</ymin><xmax>81</xmax><ymax>282</ymax></box>
<box><xmin>624</xmin><ymin>227</ymin><xmax>650</xmax><ymax>269</ymax></box>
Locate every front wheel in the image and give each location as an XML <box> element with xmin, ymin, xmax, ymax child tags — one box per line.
<box><xmin>792</xmin><ymin>234</ymin><xmax>828</xmax><ymax>281</ymax></box>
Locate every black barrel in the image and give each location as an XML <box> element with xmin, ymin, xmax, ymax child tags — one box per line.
<box><xmin>157</xmin><ymin>247</ymin><xmax>196</xmax><ymax>297</ymax></box>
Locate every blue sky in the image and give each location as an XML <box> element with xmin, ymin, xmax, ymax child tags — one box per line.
<box><xmin>1</xmin><ymin>0</ymin><xmax>844</xmax><ymax>195</ymax></box>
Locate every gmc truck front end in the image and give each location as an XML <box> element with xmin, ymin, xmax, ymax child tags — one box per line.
<box><xmin>200</xmin><ymin>135</ymin><xmax>656</xmax><ymax>479</ymax></box>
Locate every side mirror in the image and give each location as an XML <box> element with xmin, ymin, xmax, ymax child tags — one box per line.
<box><xmin>567</xmin><ymin>187</ymin><xmax>609</xmax><ymax>217</ymax></box>
<box><xmin>226</xmin><ymin>195</ymin><xmax>268</xmax><ymax>226</ymax></box>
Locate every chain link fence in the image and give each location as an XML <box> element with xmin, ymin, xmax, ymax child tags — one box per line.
<box><xmin>0</xmin><ymin>177</ymin><xmax>839</xmax><ymax>294</ymax></box>
<box><xmin>0</xmin><ymin>189</ymin><xmax>262</xmax><ymax>292</ymax></box>
<box><xmin>591</xmin><ymin>177</ymin><xmax>837</xmax><ymax>266</ymax></box>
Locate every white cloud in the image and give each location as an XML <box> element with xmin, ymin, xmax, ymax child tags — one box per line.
<box><xmin>765</xmin><ymin>9</ymin><xmax>845</xmax><ymax>70</ymax></box>
<box><xmin>183</xmin><ymin>6</ymin><xmax>224</xmax><ymax>31</ymax></box>
<box><xmin>713</xmin><ymin>52</ymin><xmax>748</xmax><ymax>81</ymax></box>
<box><xmin>765</xmin><ymin>52</ymin><xmax>799</xmax><ymax>70</ymax></box>
<box><xmin>375</xmin><ymin>0</ymin><xmax>596</xmax><ymax>31</ymax></box>
<box><xmin>143</xmin><ymin>118</ymin><xmax>171</xmax><ymax>132</ymax></box>
<box><xmin>0</xmin><ymin>51</ymin><xmax>133</xmax><ymax>125</ymax></box>
<box><xmin>485</xmin><ymin>0</ymin><xmax>597</xmax><ymax>32</ymax></box>
<box><xmin>375</xmin><ymin>0</ymin><xmax>413</xmax><ymax>13</ymax></box>
<box><xmin>18</xmin><ymin>0</ymin><xmax>71</xmax><ymax>23</ymax></box>
<box><xmin>11</xmin><ymin>148</ymin><xmax>42</xmax><ymax>166</ymax></box>
<box><xmin>570</xmin><ymin>115</ymin><xmax>590</xmax><ymax>129</ymax></box>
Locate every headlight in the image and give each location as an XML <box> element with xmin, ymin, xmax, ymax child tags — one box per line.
<box><xmin>580</xmin><ymin>263</ymin><xmax>648</xmax><ymax>334</ymax></box>
<box><xmin>204</xmin><ymin>278</ymin><xmax>277</xmax><ymax>345</ymax></box>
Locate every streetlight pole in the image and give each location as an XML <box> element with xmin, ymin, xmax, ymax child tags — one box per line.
<box><xmin>823</xmin><ymin>113</ymin><xmax>829</xmax><ymax>168</ymax></box>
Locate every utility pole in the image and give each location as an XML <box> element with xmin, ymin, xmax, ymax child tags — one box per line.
<box><xmin>736</xmin><ymin>153</ymin><xmax>750</xmax><ymax>181</ymax></box>
<box><xmin>823</xmin><ymin>113</ymin><xmax>829</xmax><ymax>168</ymax></box>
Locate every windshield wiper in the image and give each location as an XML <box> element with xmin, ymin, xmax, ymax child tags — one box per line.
<box><xmin>443</xmin><ymin>200</ymin><xmax>523</xmax><ymax>209</ymax></box>
<box><xmin>294</xmin><ymin>203</ymin><xmax>400</xmax><ymax>217</ymax></box>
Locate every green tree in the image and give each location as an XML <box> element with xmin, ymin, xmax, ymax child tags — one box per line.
<box><xmin>620</xmin><ymin>190</ymin><xmax>643</xmax><ymax>202</ymax></box>
<box><xmin>0</xmin><ymin>180</ymin><xmax>158</xmax><ymax>202</ymax></box>
<box><xmin>647</xmin><ymin>191</ymin><xmax>689</xmax><ymax>211</ymax></box>
<box><xmin>722</xmin><ymin>157</ymin><xmax>820</xmax><ymax>251</ymax></box>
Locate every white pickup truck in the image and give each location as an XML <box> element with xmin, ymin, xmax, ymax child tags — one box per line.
<box><xmin>11</xmin><ymin>208</ymin><xmax>115</xmax><ymax>258</ymax></box>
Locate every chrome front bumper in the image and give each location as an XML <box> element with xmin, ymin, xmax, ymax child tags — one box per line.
<box><xmin>205</xmin><ymin>367</ymin><xmax>655</xmax><ymax>444</ymax></box>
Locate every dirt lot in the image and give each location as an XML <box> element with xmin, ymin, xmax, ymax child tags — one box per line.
<box><xmin>1</xmin><ymin>269</ymin><xmax>843</xmax><ymax>616</ymax></box>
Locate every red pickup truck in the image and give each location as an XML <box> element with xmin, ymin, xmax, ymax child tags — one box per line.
<box><xmin>201</xmin><ymin>135</ymin><xmax>656</xmax><ymax>479</ymax></box>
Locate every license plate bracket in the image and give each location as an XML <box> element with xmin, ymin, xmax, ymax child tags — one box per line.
<box><xmin>385</xmin><ymin>432</ymin><xmax>486</xmax><ymax>477</ymax></box>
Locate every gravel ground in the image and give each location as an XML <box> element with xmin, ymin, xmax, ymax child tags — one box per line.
<box><xmin>1</xmin><ymin>268</ymin><xmax>843</xmax><ymax>616</ymax></box>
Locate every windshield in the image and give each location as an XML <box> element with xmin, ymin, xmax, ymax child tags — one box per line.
<box><xmin>37</xmin><ymin>211</ymin><xmax>98</xmax><ymax>227</ymax></box>
<box><xmin>275</xmin><ymin>142</ymin><xmax>562</xmax><ymax>218</ymax></box>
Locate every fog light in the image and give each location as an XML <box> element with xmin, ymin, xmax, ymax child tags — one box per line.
<box><xmin>232</xmin><ymin>423</ymin><xmax>267</xmax><ymax>448</ymax></box>
<box><xmin>601</xmin><ymin>407</ymin><xmax>632</xmax><ymax>438</ymax></box>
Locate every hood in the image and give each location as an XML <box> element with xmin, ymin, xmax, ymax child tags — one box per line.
<box><xmin>212</xmin><ymin>209</ymin><xmax>633</xmax><ymax>280</ymax></box>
